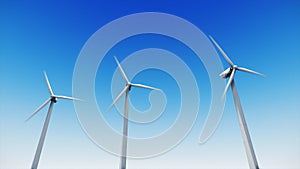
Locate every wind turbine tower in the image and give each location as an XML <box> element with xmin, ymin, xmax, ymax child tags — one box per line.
<box><xmin>26</xmin><ymin>72</ymin><xmax>80</xmax><ymax>169</ymax></box>
<box><xmin>209</xmin><ymin>36</ymin><xmax>264</xmax><ymax>169</ymax></box>
<box><xmin>107</xmin><ymin>57</ymin><xmax>158</xmax><ymax>169</ymax></box>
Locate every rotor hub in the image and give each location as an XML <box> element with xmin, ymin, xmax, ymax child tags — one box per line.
<box><xmin>51</xmin><ymin>97</ymin><xmax>57</xmax><ymax>103</ymax></box>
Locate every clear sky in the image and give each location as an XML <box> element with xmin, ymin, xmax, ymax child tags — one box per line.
<box><xmin>0</xmin><ymin>0</ymin><xmax>299</xmax><ymax>169</ymax></box>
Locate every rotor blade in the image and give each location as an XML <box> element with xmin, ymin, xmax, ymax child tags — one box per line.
<box><xmin>223</xmin><ymin>69</ymin><xmax>235</xmax><ymax>98</ymax></box>
<box><xmin>25</xmin><ymin>98</ymin><xmax>51</xmax><ymax>122</ymax></box>
<box><xmin>43</xmin><ymin>71</ymin><xmax>54</xmax><ymax>96</ymax></box>
<box><xmin>237</xmin><ymin>67</ymin><xmax>265</xmax><ymax>77</ymax></box>
<box><xmin>131</xmin><ymin>83</ymin><xmax>158</xmax><ymax>90</ymax></box>
<box><xmin>209</xmin><ymin>35</ymin><xmax>234</xmax><ymax>66</ymax></box>
<box><xmin>55</xmin><ymin>95</ymin><xmax>82</xmax><ymax>101</ymax></box>
<box><xmin>106</xmin><ymin>86</ymin><xmax>129</xmax><ymax>112</ymax></box>
<box><xmin>114</xmin><ymin>56</ymin><xmax>129</xmax><ymax>84</ymax></box>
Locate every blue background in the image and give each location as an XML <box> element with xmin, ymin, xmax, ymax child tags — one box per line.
<box><xmin>1</xmin><ymin>0</ymin><xmax>299</xmax><ymax>169</ymax></box>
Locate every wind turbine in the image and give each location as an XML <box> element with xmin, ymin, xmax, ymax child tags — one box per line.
<box><xmin>26</xmin><ymin>72</ymin><xmax>80</xmax><ymax>169</ymax></box>
<box><xmin>209</xmin><ymin>36</ymin><xmax>264</xmax><ymax>169</ymax></box>
<box><xmin>107</xmin><ymin>56</ymin><xmax>158</xmax><ymax>169</ymax></box>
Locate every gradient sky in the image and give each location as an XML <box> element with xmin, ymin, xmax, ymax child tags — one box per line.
<box><xmin>1</xmin><ymin>0</ymin><xmax>300</xmax><ymax>169</ymax></box>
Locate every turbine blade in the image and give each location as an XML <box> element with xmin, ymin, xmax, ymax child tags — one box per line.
<box><xmin>43</xmin><ymin>71</ymin><xmax>54</xmax><ymax>96</ymax></box>
<box><xmin>209</xmin><ymin>35</ymin><xmax>234</xmax><ymax>66</ymax></box>
<box><xmin>131</xmin><ymin>83</ymin><xmax>158</xmax><ymax>90</ymax></box>
<box><xmin>114</xmin><ymin>56</ymin><xmax>129</xmax><ymax>84</ymax></box>
<box><xmin>55</xmin><ymin>95</ymin><xmax>82</xmax><ymax>101</ymax></box>
<box><xmin>25</xmin><ymin>98</ymin><xmax>51</xmax><ymax>122</ymax></box>
<box><xmin>223</xmin><ymin>69</ymin><xmax>235</xmax><ymax>98</ymax></box>
<box><xmin>237</xmin><ymin>67</ymin><xmax>265</xmax><ymax>77</ymax></box>
<box><xmin>107</xmin><ymin>86</ymin><xmax>129</xmax><ymax>112</ymax></box>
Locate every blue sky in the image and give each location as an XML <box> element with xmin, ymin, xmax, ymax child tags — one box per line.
<box><xmin>1</xmin><ymin>0</ymin><xmax>300</xmax><ymax>169</ymax></box>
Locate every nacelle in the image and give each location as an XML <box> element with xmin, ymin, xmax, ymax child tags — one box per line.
<box><xmin>220</xmin><ymin>67</ymin><xmax>232</xmax><ymax>78</ymax></box>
